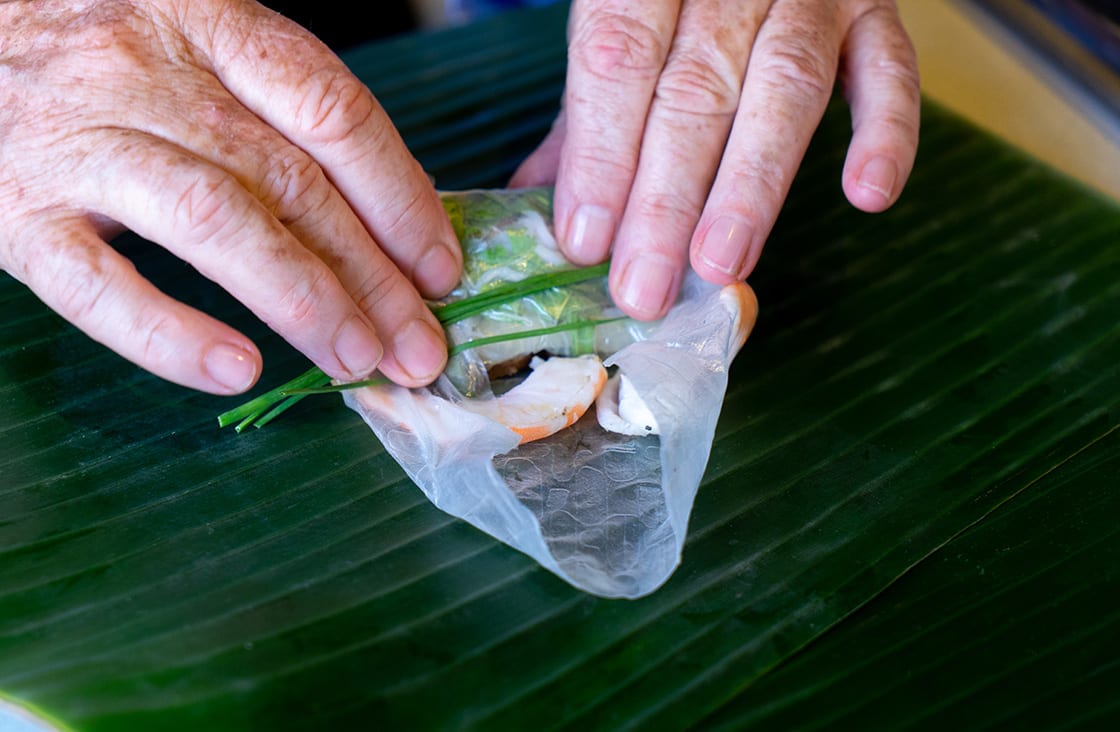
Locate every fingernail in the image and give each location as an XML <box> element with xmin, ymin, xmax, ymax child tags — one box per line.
<box><xmin>697</xmin><ymin>216</ymin><xmax>753</xmax><ymax>277</ymax></box>
<box><xmin>618</xmin><ymin>256</ymin><xmax>677</xmax><ymax>319</ymax></box>
<box><xmin>392</xmin><ymin>319</ymin><xmax>447</xmax><ymax>382</ymax></box>
<box><xmin>334</xmin><ymin>316</ymin><xmax>384</xmax><ymax>379</ymax></box>
<box><xmin>567</xmin><ymin>204</ymin><xmax>615</xmax><ymax>263</ymax></box>
<box><xmin>205</xmin><ymin>343</ymin><xmax>259</xmax><ymax>393</ymax></box>
<box><xmin>858</xmin><ymin>156</ymin><xmax>898</xmax><ymax>203</ymax></box>
<box><xmin>414</xmin><ymin>243</ymin><xmax>461</xmax><ymax>297</ymax></box>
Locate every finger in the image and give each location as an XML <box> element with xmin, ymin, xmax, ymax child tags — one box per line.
<box><xmin>83</xmin><ymin>130</ymin><xmax>445</xmax><ymax>387</ymax></box>
<box><xmin>552</xmin><ymin>0</ymin><xmax>682</xmax><ymax>264</ymax></box>
<box><xmin>839</xmin><ymin>1</ymin><xmax>920</xmax><ymax>212</ymax></box>
<box><xmin>607</xmin><ymin>0</ymin><xmax>762</xmax><ymax>319</ymax></box>
<box><xmin>509</xmin><ymin>108</ymin><xmax>567</xmax><ymax>188</ymax></box>
<box><xmin>9</xmin><ymin>216</ymin><xmax>261</xmax><ymax>395</ymax></box>
<box><xmin>691</xmin><ymin>0</ymin><xmax>846</xmax><ymax>284</ymax></box>
<box><xmin>142</xmin><ymin>92</ymin><xmax>450</xmax><ymax>384</ymax></box>
<box><xmin>186</xmin><ymin>1</ymin><xmax>462</xmax><ymax>298</ymax></box>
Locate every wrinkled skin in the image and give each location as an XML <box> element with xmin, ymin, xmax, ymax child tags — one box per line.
<box><xmin>0</xmin><ymin>0</ymin><xmax>919</xmax><ymax>394</ymax></box>
<box><xmin>0</xmin><ymin>0</ymin><xmax>461</xmax><ymax>394</ymax></box>
<box><xmin>515</xmin><ymin>0</ymin><xmax>920</xmax><ymax>319</ymax></box>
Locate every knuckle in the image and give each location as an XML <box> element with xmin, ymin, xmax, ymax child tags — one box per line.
<box><xmin>571</xmin><ymin>12</ymin><xmax>668</xmax><ymax>81</ymax></box>
<box><xmin>53</xmin><ymin>248</ymin><xmax>118</xmax><ymax>326</ymax></box>
<box><xmin>633</xmin><ymin>189</ymin><xmax>700</xmax><ymax>227</ymax></box>
<box><xmin>655</xmin><ymin>47</ymin><xmax>742</xmax><ymax>118</ymax></box>
<box><xmin>374</xmin><ymin>191</ymin><xmax>428</xmax><ymax>260</ymax></box>
<box><xmin>172</xmin><ymin>172</ymin><xmax>242</xmax><ymax>243</ymax></box>
<box><xmin>877</xmin><ymin>106</ymin><xmax>921</xmax><ymax>144</ymax></box>
<box><xmin>55</xmin><ymin>2</ymin><xmax>135</xmax><ymax>51</ymax></box>
<box><xmin>568</xmin><ymin>145</ymin><xmax>635</xmax><ymax>185</ymax></box>
<box><xmin>262</xmin><ymin>150</ymin><xmax>329</xmax><ymax>222</ymax></box>
<box><xmin>138</xmin><ymin>311</ymin><xmax>181</xmax><ymax>366</ymax></box>
<box><xmin>725</xmin><ymin>156</ymin><xmax>787</xmax><ymax>214</ymax></box>
<box><xmin>352</xmin><ymin>266</ymin><xmax>412</xmax><ymax>316</ymax></box>
<box><xmin>756</xmin><ymin>37</ymin><xmax>835</xmax><ymax>101</ymax></box>
<box><xmin>871</xmin><ymin>53</ymin><xmax>921</xmax><ymax>103</ymax></box>
<box><xmin>294</xmin><ymin>69</ymin><xmax>377</xmax><ymax>144</ymax></box>
<box><xmin>273</xmin><ymin>266</ymin><xmax>332</xmax><ymax>330</ymax></box>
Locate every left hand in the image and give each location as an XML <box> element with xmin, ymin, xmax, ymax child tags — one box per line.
<box><xmin>512</xmin><ymin>0</ymin><xmax>921</xmax><ymax>319</ymax></box>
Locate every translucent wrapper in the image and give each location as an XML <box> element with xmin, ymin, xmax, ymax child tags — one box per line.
<box><xmin>343</xmin><ymin>190</ymin><xmax>757</xmax><ymax>598</ymax></box>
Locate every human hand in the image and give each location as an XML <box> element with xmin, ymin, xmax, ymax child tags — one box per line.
<box><xmin>0</xmin><ymin>0</ymin><xmax>462</xmax><ymax>394</ymax></box>
<box><xmin>512</xmin><ymin>0</ymin><xmax>920</xmax><ymax>319</ymax></box>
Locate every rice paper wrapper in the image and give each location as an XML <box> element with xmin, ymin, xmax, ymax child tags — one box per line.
<box><xmin>343</xmin><ymin>191</ymin><xmax>756</xmax><ymax>599</ymax></box>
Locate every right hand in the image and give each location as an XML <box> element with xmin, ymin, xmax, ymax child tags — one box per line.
<box><xmin>513</xmin><ymin>0</ymin><xmax>920</xmax><ymax>321</ymax></box>
<box><xmin>0</xmin><ymin>0</ymin><xmax>462</xmax><ymax>394</ymax></box>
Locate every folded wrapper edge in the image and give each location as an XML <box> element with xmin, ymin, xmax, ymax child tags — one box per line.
<box><xmin>343</xmin><ymin>272</ymin><xmax>757</xmax><ymax>599</ymax></box>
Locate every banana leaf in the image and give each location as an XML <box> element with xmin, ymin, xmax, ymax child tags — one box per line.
<box><xmin>1</xmin><ymin>3</ymin><xmax>1118</xmax><ymax>729</ymax></box>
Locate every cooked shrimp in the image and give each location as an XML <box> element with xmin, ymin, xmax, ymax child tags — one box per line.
<box><xmin>596</xmin><ymin>374</ymin><xmax>659</xmax><ymax>436</ymax></box>
<box><xmin>724</xmin><ymin>281</ymin><xmax>759</xmax><ymax>352</ymax></box>
<box><xmin>460</xmin><ymin>354</ymin><xmax>607</xmax><ymax>444</ymax></box>
<box><xmin>596</xmin><ymin>281</ymin><xmax>758</xmax><ymax>437</ymax></box>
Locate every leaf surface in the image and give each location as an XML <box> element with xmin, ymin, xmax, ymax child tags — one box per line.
<box><xmin>1</xmin><ymin>4</ymin><xmax>1118</xmax><ymax>729</ymax></box>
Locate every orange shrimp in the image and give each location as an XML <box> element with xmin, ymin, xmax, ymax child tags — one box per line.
<box><xmin>724</xmin><ymin>281</ymin><xmax>759</xmax><ymax>352</ymax></box>
<box><xmin>460</xmin><ymin>354</ymin><xmax>608</xmax><ymax>444</ymax></box>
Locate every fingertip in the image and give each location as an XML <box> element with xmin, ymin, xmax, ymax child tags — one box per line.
<box><xmin>512</xmin><ymin>109</ymin><xmax>566</xmax><ymax>189</ymax></box>
<box><xmin>691</xmin><ymin>215</ymin><xmax>755</xmax><ymax>283</ymax></box>
<box><xmin>203</xmin><ymin>342</ymin><xmax>262</xmax><ymax>395</ymax></box>
<box><xmin>509</xmin><ymin>150</ymin><xmax>560</xmax><ymax>189</ymax></box>
<box><xmin>412</xmin><ymin>239</ymin><xmax>463</xmax><ymax>299</ymax></box>
<box><xmin>378</xmin><ymin>317</ymin><xmax>448</xmax><ymax>387</ymax></box>
<box><xmin>563</xmin><ymin>203</ymin><xmax>616</xmax><ymax>265</ymax></box>
<box><xmin>845</xmin><ymin>154</ymin><xmax>899</xmax><ymax>212</ymax></box>
<box><xmin>611</xmin><ymin>254</ymin><xmax>680</xmax><ymax>321</ymax></box>
<box><xmin>330</xmin><ymin>315</ymin><xmax>384</xmax><ymax>381</ymax></box>
<box><xmin>509</xmin><ymin>165</ymin><xmax>555</xmax><ymax>190</ymax></box>
<box><xmin>841</xmin><ymin>5</ymin><xmax>919</xmax><ymax>214</ymax></box>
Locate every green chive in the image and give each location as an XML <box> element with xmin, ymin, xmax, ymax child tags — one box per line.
<box><xmin>448</xmin><ymin>317</ymin><xmax>625</xmax><ymax>358</ymax></box>
<box><xmin>216</xmin><ymin>366</ymin><xmax>330</xmax><ymax>430</ymax></box>
<box><xmin>281</xmin><ymin>375</ymin><xmax>391</xmax><ymax>396</ymax></box>
<box><xmin>433</xmin><ymin>262</ymin><xmax>609</xmax><ymax>326</ymax></box>
<box><xmin>218</xmin><ymin>263</ymin><xmax>616</xmax><ymax>430</ymax></box>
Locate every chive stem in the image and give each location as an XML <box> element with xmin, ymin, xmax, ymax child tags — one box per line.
<box><xmin>216</xmin><ymin>366</ymin><xmax>330</xmax><ymax>430</ymax></box>
<box><xmin>273</xmin><ymin>318</ymin><xmax>624</xmax><ymax>398</ymax></box>
<box><xmin>282</xmin><ymin>375</ymin><xmax>391</xmax><ymax>396</ymax></box>
<box><xmin>448</xmin><ymin>317</ymin><xmax>625</xmax><ymax>358</ymax></box>
<box><xmin>433</xmin><ymin>262</ymin><xmax>609</xmax><ymax>326</ymax></box>
<box><xmin>218</xmin><ymin>263</ymin><xmax>615</xmax><ymax>430</ymax></box>
<box><xmin>252</xmin><ymin>394</ymin><xmax>311</xmax><ymax>429</ymax></box>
